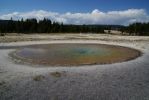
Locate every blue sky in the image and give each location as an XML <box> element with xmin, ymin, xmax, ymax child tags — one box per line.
<box><xmin>0</xmin><ymin>0</ymin><xmax>149</xmax><ymax>13</ymax></box>
<box><xmin>0</xmin><ymin>0</ymin><xmax>149</xmax><ymax>25</ymax></box>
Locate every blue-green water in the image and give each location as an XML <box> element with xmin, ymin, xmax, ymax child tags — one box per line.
<box><xmin>10</xmin><ymin>44</ymin><xmax>140</xmax><ymax>66</ymax></box>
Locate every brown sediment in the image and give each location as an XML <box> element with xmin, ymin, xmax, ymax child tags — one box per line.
<box><xmin>9</xmin><ymin>43</ymin><xmax>141</xmax><ymax>67</ymax></box>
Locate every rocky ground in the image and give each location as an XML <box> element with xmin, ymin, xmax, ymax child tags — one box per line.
<box><xmin>0</xmin><ymin>34</ymin><xmax>149</xmax><ymax>100</ymax></box>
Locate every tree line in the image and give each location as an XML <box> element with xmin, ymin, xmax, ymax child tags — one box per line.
<box><xmin>0</xmin><ymin>18</ymin><xmax>104</xmax><ymax>33</ymax></box>
<box><xmin>0</xmin><ymin>18</ymin><xmax>149</xmax><ymax>36</ymax></box>
<box><xmin>124</xmin><ymin>22</ymin><xmax>149</xmax><ymax>36</ymax></box>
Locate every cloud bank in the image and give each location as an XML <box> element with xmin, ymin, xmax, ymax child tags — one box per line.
<box><xmin>0</xmin><ymin>9</ymin><xmax>149</xmax><ymax>25</ymax></box>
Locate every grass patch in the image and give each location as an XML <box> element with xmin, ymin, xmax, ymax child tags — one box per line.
<box><xmin>0</xmin><ymin>33</ymin><xmax>5</xmax><ymax>36</ymax></box>
<box><xmin>33</xmin><ymin>75</ymin><xmax>45</xmax><ymax>81</ymax></box>
<box><xmin>50</xmin><ymin>72</ymin><xmax>62</xmax><ymax>77</ymax></box>
<box><xmin>0</xmin><ymin>81</ymin><xmax>5</xmax><ymax>86</ymax></box>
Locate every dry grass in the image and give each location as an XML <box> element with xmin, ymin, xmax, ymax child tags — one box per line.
<box><xmin>1</xmin><ymin>33</ymin><xmax>149</xmax><ymax>43</ymax></box>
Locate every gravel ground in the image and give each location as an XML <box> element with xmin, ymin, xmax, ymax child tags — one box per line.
<box><xmin>0</xmin><ymin>34</ymin><xmax>149</xmax><ymax>100</ymax></box>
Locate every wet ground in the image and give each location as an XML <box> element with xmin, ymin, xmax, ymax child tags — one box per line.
<box><xmin>0</xmin><ymin>34</ymin><xmax>149</xmax><ymax>100</ymax></box>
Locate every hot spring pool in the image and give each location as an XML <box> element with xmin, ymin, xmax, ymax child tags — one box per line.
<box><xmin>9</xmin><ymin>43</ymin><xmax>141</xmax><ymax>66</ymax></box>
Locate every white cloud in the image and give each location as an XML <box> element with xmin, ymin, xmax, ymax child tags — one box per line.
<box><xmin>0</xmin><ymin>9</ymin><xmax>149</xmax><ymax>25</ymax></box>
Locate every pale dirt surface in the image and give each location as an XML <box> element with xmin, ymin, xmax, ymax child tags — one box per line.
<box><xmin>1</xmin><ymin>33</ymin><xmax>149</xmax><ymax>43</ymax></box>
<box><xmin>0</xmin><ymin>34</ymin><xmax>149</xmax><ymax>100</ymax></box>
